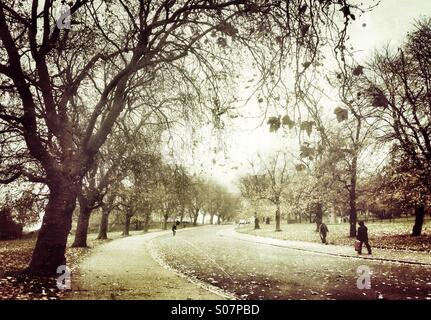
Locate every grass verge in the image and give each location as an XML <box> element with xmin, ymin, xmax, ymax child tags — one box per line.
<box><xmin>236</xmin><ymin>220</ymin><xmax>431</xmax><ymax>252</ymax></box>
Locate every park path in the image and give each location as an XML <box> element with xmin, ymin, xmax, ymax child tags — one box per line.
<box><xmin>66</xmin><ymin>225</ymin><xmax>431</xmax><ymax>300</ymax></box>
<box><xmin>221</xmin><ymin>227</ymin><xmax>431</xmax><ymax>266</ymax></box>
<box><xmin>65</xmin><ymin>229</ymin><xmax>225</xmax><ymax>300</ymax></box>
<box><xmin>151</xmin><ymin>225</ymin><xmax>431</xmax><ymax>300</ymax></box>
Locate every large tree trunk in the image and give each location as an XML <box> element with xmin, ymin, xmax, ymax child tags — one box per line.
<box><xmin>72</xmin><ymin>203</ymin><xmax>92</xmax><ymax>247</ymax></box>
<box><xmin>275</xmin><ymin>202</ymin><xmax>281</xmax><ymax>232</ymax></box>
<box><xmin>412</xmin><ymin>204</ymin><xmax>425</xmax><ymax>236</ymax></box>
<box><xmin>123</xmin><ymin>214</ymin><xmax>131</xmax><ymax>236</ymax></box>
<box><xmin>27</xmin><ymin>181</ymin><xmax>78</xmax><ymax>276</ymax></box>
<box><xmin>349</xmin><ymin>156</ymin><xmax>358</xmax><ymax>237</ymax></box>
<box><xmin>210</xmin><ymin>214</ymin><xmax>214</xmax><ymax>224</ymax></box>
<box><xmin>97</xmin><ymin>207</ymin><xmax>110</xmax><ymax>240</ymax></box>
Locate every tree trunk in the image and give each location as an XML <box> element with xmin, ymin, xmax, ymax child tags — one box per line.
<box><xmin>349</xmin><ymin>156</ymin><xmax>358</xmax><ymax>237</ymax></box>
<box><xmin>72</xmin><ymin>204</ymin><xmax>92</xmax><ymax>247</ymax></box>
<box><xmin>202</xmin><ymin>213</ymin><xmax>206</xmax><ymax>225</ymax></box>
<box><xmin>97</xmin><ymin>207</ymin><xmax>110</xmax><ymax>240</ymax></box>
<box><xmin>210</xmin><ymin>214</ymin><xmax>214</xmax><ymax>224</ymax></box>
<box><xmin>349</xmin><ymin>197</ymin><xmax>357</xmax><ymax>237</ymax></box>
<box><xmin>314</xmin><ymin>202</ymin><xmax>323</xmax><ymax>232</ymax></box>
<box><xmin>193</xmin><ymin>209</ymin><xmax>199</xmax><ymax>226</ymax></box>
<box><xmin>123</xmin><ymin>214</ymin><xmax>131</xmax><ymax>236</ymax></box>
<box><xmin>217</xmin><ymin>215</ymin><xmax>221</xmax><ymax>224</ymax></box>
<box><xmin>163</xmin><ymin>214</ymin><xmax>169</xmax><ymax>230</ymax></box>
<box><xmin>254</xmin><ymin>212</ymin><xmax>260</xmax><ymax>230</ymax></box>
<box><xmin>143</xmin><ymin>213</ymin><xmax>151</xmax><ymax>233</ymax></box>
<box><xmin>412</xmin><ymin>204</ymin><xmax>425</xmax><ymax>236</ymax></box>
<box><xmin>275</xmin><ymin>202</ymin><xmax>281</xmax><ymax>232</ymax></box>
<box><xmin>27</xmin><ymin>181</ymin><xmax>78</xmax><ymax>276</ymax></box>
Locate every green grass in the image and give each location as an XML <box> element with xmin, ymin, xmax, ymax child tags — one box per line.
<box><xmin>237</xmin><ymin>219</ymin><xmax>431</xmax><ymax>252</ymax></box>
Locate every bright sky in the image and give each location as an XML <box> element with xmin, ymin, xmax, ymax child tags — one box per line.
<box><xmin>164</xmin><ymin>0</ymin><xmax>431</xmax><ymax>192</ymax></box>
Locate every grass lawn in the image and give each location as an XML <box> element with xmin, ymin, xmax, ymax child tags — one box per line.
<box><xmin>237</xmin><ymin>219</ymin><xmax>431</xmax><ymax>252</ymax></box>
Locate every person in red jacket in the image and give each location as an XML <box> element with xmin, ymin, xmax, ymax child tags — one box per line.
<box><xmin>357</xmin><ymin>221</ymin><xmax>372</xmax><ymax>255</ymax></box>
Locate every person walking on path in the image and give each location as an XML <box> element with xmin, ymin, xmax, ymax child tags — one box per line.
<box><xmin>319</xmin><ymin>222</ymin><xmax>329</xmax><ymax>244</ymax></box>
<box><xmin>172</xmin><ymin>224</ymin><xmax>177</xmax><ymax>237</ymax></box>
<box><xmin>357</xmin><ymin>221</ymin><xmax>372</xmax><ymax>255</ymax></box>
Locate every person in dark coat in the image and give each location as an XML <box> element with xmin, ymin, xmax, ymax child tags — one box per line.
<box><xmin>319</xmin><ymin>222</ymin><xmax>329</xmax><ymax>244</ymax></box>
<box><xmin>357</xmin><ymin>221</ymin><xmax>372</xmax><ymax>254</ymax></box>
<box><xmin>172</xmin><ymin>224</ymin><xmax>177</xmax><ymax>236</ymax></box>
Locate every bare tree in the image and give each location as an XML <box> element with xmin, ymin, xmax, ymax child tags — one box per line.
<box><xmin>0</xmin><ymin>0</ymin><xmax>366</xmax><ymax>274</ymax></box>
<box><xmin>360</xmin><ymin>19</ymin><xmax>431</xmax><ymax>235</ymax></box>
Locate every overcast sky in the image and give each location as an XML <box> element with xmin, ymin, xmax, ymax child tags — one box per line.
<box><xmin>165</xmin><ymin>0</ymin><xmax>431</xmax><ymax>192</ymax></box>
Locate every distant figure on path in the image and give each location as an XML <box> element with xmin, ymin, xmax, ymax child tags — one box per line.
<box><xmin>172</xmin><ymin>224</ymin><xmax>177</xmax><ymax>237</ymax></box>
<box><xmin>357</xmin><ymin>221</ymin><xmax>372</xmax><ymax>255</ymax></box>
<box><xmin>319</xmin><ymin>222</ymin><xmax>329</xmax><ymax>244</ymax></box>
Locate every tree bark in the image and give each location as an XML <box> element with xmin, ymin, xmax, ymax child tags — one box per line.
<box><xmin>193</xmin><ymin>208</ymin><xmax>199</xmax><ymax>226</ymax></box>
<box><xmin>97</xmin><ymin>207</ymin><xmax>110</xmax><ymax>240</ymax></box>
<box><xmin>275</xmin><ymin>202</ymin><xmax>281</xmax><ymax>232</ymax></box>
<box><xmin>72</xmin><ymin>204</ymin><xmax>92</xmax><ymax>247</ymax></box>
<box><xmin>163</xmin><ymin>214</ymin><xmax>169</xmax><ymax>230</ymax></box>
<box><xmin>27</xmin><ymin>181</ymin><xmax>78</xmax><ymax>276</ymax></box>
<box><xmin>123</xmin><ymin>214</ymin><xmax>131</xmax><ymax>236</ymax></box>
<box><xmin>349</xmin><ymin>156</ymin><xmax>358</xmax><ymax>237</ymax></box>
<box><xmin>412</xmin><ymin>204</ymin><xmax>425</xmax><ymax>236</ymax></box>
<box><xmin>314</xmin><ymin>202</ymin><xmax>323</xmax><ymax>232</ymax></box>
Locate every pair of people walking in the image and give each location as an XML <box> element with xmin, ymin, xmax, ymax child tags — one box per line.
<box><xmin>318</xmin><ymin>220</ymin><xmax>372</xmax><ymax>255</ymax></box>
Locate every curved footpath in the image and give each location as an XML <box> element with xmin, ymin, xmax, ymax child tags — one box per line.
<box><xmin>66</xmin><ymin>225</ymin><xmax>431</xmax><ymax>300</ymax></box>
<box><xmin>65</xmin><ymin>228</ymin><xmax>225</xmax><ymax>300</ymax></box>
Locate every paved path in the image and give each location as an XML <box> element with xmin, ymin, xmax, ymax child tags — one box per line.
<box><xmin>67</xmin><ymin>225</ymin><xmax>431</xmax><ymax>300</ymax></box>
<box><xmin>151</xmin><ymin>225</ymin><xmax>431</xmax><ymax>300</ymax></box>
<box><xmin>65</xmin><ymin>230</ymin><xmax>224</xmax><ymax>300</ymax></box>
